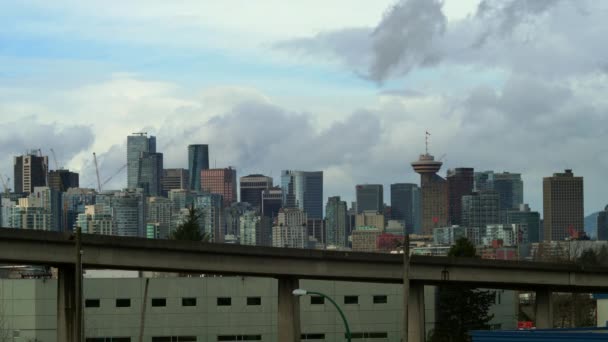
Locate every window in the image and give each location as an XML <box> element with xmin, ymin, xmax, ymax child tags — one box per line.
<box><xmin>310</xmin><ymin>296</ymin><xmax>324</xmax><ymax>305</ymax></box>
<box><xmin>152</xmin><ymin>337</ymin><xmax>196</xmax><ymax>342</ymax></box>
<box><xmin>151</xmin><ymin>298</ymin><xmax>167</xmax><ymax>307</ymax></box>
<box><xmin>348</xmin><ymin>332</ymin><xmax>388</xmax><ymax>339</ymax></box>
<box><xmin>86</xmin><ymin>338</ymin><xmax>131</xmax><ymax>342</ymax></box>
<box><xmin>115</xmin><ymin>299</ymin><xmax>131</xmax><ymax>308</ymax></box>
<box><xmin>182</xmin><ymin>297</ymin><xmax>197</xmax><ymax>307</ymax></box>
<box><xmin>85</xmin><ymin>299</ymin><xmax>100</xmax><ymax>308</ymax></box>
<box><xmin>217</xmin><ymin>297</ymin><xmax>231</xmax><ymax>306</ymax></box>
<box><xmin>344</xmin><ymin>296</ymin><xmax>358</xmax><ymax>304</ymax></box>
<box><xmin>301</xmin><ymin>333</ymin><xmax>325</xmax><ymax>340</ymax></box>
<box><xmin>217</xmin><ymin>336</ymin><xmax>261</xmax><ymax>341</ymax></box>
<box><xmin>373</xmin><ymin>295</ymin><xmax>387</xmax><ymax>304</ymax></box>
<box><xmin>246</xmin><ymin>297</ymin><xmax>261</xmax><ymax>306</ymax></box>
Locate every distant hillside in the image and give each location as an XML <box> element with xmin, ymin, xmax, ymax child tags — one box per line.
<box><xmin>585</xmin><ymin>212</ymin><xmax>599</xmax><ymax>239</ymax></box>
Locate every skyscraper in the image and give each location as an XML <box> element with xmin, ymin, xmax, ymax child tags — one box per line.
<box><xmin>543</xmin><ymin>169</ymin><xmax>584</xmax><ymax>241</ymax></box>
<box><xmin>505</xmin><ymin>204</ymin><xmax>541</xmax><ymax>243</ymax></box>
<box><xmin>281</xmin><ymin>170</ymin><xmax>323</xmax><ymax>219</ymax></box>
<box><xmin>411</xmin><ymin>144</ymin><xmax>447</xmax><ymax>235</ymax></box>
<box><xmin>188</xmin><ymin>144</ymin><xmax>209</xmax><ymax>191</ymax></box>
<box><xmin>14</xmin><ymin>152</ymin><xmax>48</xmax><ymax>194</ymax></box>
<box><xmin>137</xmin><ymin>152</ymin><xmax>163</xmax><ymax>196</ymax></box>
<box><xmin>597</xmin><ymin>206</ymin><xmax>608</xmax><ymax>241</ymax></box>
<box><xmin>193</xmin><ymin>192</ymin><xmax>224</xmax><ymax>242</ymax></box>
<box><xmin>161</xmin><ymin>168</ymin><xmax>189</xmax><ymax>197</ymax></box>
<box><xmin>261</xmin><ymin>187</ymin><xmax>282</xmax><ymax>219</ymax></box>
<box><xmin>493</xmin><ymin>172</ymin><xmax>524</xmax><ymax>210</ymax></box>
<box><xmin>48</xmin><ymin>169</ymin><xmax>79</xmax><ymax>192</ymax></box>
<box><xmin>272</xmin><ymin>208</ymin><xmax>308</xmax><ymax>248</ymax></box>
<box><xmin>97</xmin><ymin>189</ymin><xmax>145</xmax><ymax>237</ymax></box>
<box><xmin>447</xmin><ymin>168</ymin><xmax>474</xmax><ymax>225</ymax></box>
<box><xmin>325</xmin><ymin>196</ymin><xmax>348</xmax><ymax>247</ymax></box>
<box><xmin>461</xmin><ymin>190</ymin><xmax>500</xmax><ymax>235</ymax></box>
<box><xmin>201</xmin><ymin>167</ymin><xmax>237</xmax><ymax>207</ymax></box>
<box><xmin>390</xmin><ymin>183</ymin><xmax>421</xmax><ymax>234</ymax></box>
<box><xmin>127</xmin><ymin>134</ymin><xmax>156</xmax><ymax>189</ymax></box>
<box><xmin>239</xmin><ymin>174</ymin><xmax>273</xmax><ymax>210</ymax></box>
<box><xmin>355</xmin><ymin>184</ymin><xmax>383</xmax><ymax>213</ymax></box>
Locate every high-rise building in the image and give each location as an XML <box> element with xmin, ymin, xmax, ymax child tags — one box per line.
<box><xmin>281</xmin><ymin>170</ymin><xmax>323</xmax><ymax>219</ymax></box>
<box><xmin>351</xmin><ymin>226</ymin><xmax>382</xmax><ymax>252</ymax></box>
<box><xmin>146</xmin><ymin>197</ymin><xmax>173</xmax><ymax>239</ymax></box>
<box><xmin>127</xmin><ymin>134</ymin><xmax>156</xmax><ymax>189</ymax></box>
<box><xmin>355</xmin><ymin>211</ymin><xmax>385</xmax><ymax>230</ymax></box>
<box><xmin>137</xmin><ymin>152</ymin><xmax>163</xmax><ymax>196</ymax></box>
<box><xmin>462</xmin><ymin>190</ymin><xmax>500</xmax><ymax>235</ymax></box>
<box><xmin>411</xmin><ymin>150</ymin><xmax>447</xmax><ymax>235</ymax></box>
<box><xmin>447</xmin><ymin>168</ymin><xmax>474</xmax><ymax>225</ymax></box>
<box><xmin>239</xmin><ymin>211</ymin><xmax>261</xmax><ymax>246</ymax></box>
<box><xmin>239</xmin><ymin>174</ymin><xmax>273</xmax><ymax>210</ymax></box>
<box><xmin>355</xmin><ymin>184</ymin><xmax>383</xmax><ymax>214</ymax></box>
<box><xmin>28</xmin><ymin>186</ymin><xmax>62</xmax><ymax>231</ymax></box>
<box><xmin>161</xmin><ymin>168</ymin><xmax>188</xmax><ymax>197</ymax></box>
<box><xmin>77</xmin><ymin>204</ymin><xmax>114</xmax><ymax>235</ymax></box>
<box><xmin>14</xmin><ymin>152</ymin><xmax>48</xmax><ymax>194</ymax></box>
<box><xmin>261</xmin><ymin>187</ymin><xmax>282</xmax><ymax>219</ymax></box>
<box><xmin>188</xmin><ymin>144</ymin><xmax>209</xmax><ymax>191</ymax></box>
<box><xmin>483</xmin><ymin>224</ymin><xmax>527</xmax><ymax>247</ymax></box>
<box><xmin>433</xmin><ymin>226</ymin><xmax>480</xmax><ymax>246</ymax></box>
<box><xmin>543</xmin><ymin>169</ymin><xmax>584</xmax><ymax>241</ymax></box>
<box><xmin>48</xmin><ymin>169</ymin><xmax>79</xmax><ymax>192</ymax></box>
<box><xmin>474</xmin><ymin>171</ymin><xmax>494</xmax><ymax>192</ymax></box>
<box><xmin>325</xmin><ymin>196</ymin><xmax>348</xmax><ymax>247</ymax></box>
<box><xmin>168</xmin><ymin>189</ymin><xmax>193</xmax><ymax>211</ymax></box>
<box><xmin>272</xmin><ymin>208</ymin><xmax>308</xmax><ymax>248</ymax></box>
<box><xmin>390</xmin><ymin>183</ymin><xmax>421</xmax><ymax>234</ymax></box>
<box><xmin>224</xmin><ymin>202</ymin><xmax>253</xmax><ymax>237</ymax></box>
<box><xmin>493</xmin><ymin>172</ymin><xmax>524</xmax><ymax>211</ymax></box>
<box><xmin>597</xmin><ymin>206</ymin><xmax>608</xmax><ymax>241</ymax></box>
<box><xmin>62</xmin><ymin>188</ymin><xmax>96</xmax><ymax>232</ymax></box>
<box><xmin>505</xmin><ymin>204</ymin><xmax>541</xmax><ymax>243</ymax></box>
<box><xmin>97</xmin><ymin>189</ymin><xmax>145</xmax><ymax>237</ymax></box>
<box><xmin>201</xmin><ymin>168</ymin><xmax>237</xmax><ymax>207</ymax></box>
<box><xmin>193</xmin><ymin>192</ymin><xmax>224</xmax><ymax>242</ymax></box>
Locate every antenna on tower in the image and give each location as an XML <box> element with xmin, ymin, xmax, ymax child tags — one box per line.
<box><xmin>425</xmin><ymin>131</ymin><xmax>431</xmax><ymax>155</ymax></box>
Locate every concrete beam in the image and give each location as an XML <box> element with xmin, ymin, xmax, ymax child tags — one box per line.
<box><xmin>408</xmin><ymin>283</ymin><xmax>425</xmax><ymax>342</ymax></box>
<box><xmin>535</xmin><ymin>290</ymin><xmax>553</xmax><ymax>329</ymax></box>
<box><xmin>57</xmin><ymin>266</ymin><xmax>76</xmax><ymax>342</ymax></box>
<box><xmin>278</xmin><ymin>277</ymin><xmax>300</xmax><ymax>341</ymax></box>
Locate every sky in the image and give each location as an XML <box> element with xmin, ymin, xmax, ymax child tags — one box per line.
<box><xmin>1</xmin><ymin>0</ymin><xmax>608</xmax><ymax>215</ymax></box>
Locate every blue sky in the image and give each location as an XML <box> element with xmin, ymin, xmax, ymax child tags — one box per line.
<box><xmin>2</xmin><ymin>0</ymin><xmax>608</xmax><ymax>217</ymax></box>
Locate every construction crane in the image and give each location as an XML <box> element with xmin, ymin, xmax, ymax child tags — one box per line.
<box><xmin>101</xmin><ymin>163</ymin><xmax>128</xmax><ymax>188</ymax></box>
<box><xmin>93</xmin><ymin>152</ymin><xmax>102</xmax><ymax>192</ymax></box>
<box><xmin>50</xmin><ymin>148</ymin><xmax>59</xmax><ymax>170</ymax></box>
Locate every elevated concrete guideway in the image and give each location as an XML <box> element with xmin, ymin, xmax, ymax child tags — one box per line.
<box><xmin>3</xmin><ymin>228</ymin><xmax>608</xmax><ymax>342</ymax></box>
<box><xmin>1</xmin><ymin>228</ymin><xmax>608</xmax><ymax>292</ymax></box>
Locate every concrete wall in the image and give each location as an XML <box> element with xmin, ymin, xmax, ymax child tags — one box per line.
<box><xmin>0</xmin><ymin>277</ymin><xmax>517</xmax><ymax>342</ymax></box>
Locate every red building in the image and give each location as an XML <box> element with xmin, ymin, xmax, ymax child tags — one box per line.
<box><xmin>376</xmin><ymin>233</ymin><xmax>404</xmax><ymax>251</ymax></box>
<box><xmin>201</xmin><ymin>167</ymin><xmax>237</xmax><ymax>207</ymax></box>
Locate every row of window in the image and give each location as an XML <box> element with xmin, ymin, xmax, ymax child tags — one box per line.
<box><xmin>85</xmin><ymin>295</ymin><xmax>388</xmax><ymax>308</ymax></box>
<box><xmin>85</xmin><ymin>332</ymin><xmax>389</xmax><ymax>342</ymax></box>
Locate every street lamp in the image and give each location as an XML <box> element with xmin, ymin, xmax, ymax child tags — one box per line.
<box><xmin>293</xmin><ymin>289</ymin><xmax>351</xmax><ymax>342</ymax></box>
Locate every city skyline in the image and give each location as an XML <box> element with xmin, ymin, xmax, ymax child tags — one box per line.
<box><xmin>2</xmin><ymin>1</ymin><xmax>608</xmax><ymax>215</ymax></box>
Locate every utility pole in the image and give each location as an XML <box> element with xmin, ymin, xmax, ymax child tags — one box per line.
<box><xmin>75</xmin><ymin>227</ymin><xmax>83</xmax><ymax>342</ymax></box>
<box><xmin>402</xmin><ymin>234</ymin><xmax>410</xmax><ymax>342</ymax></box>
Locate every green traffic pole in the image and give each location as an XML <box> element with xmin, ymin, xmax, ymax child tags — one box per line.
<box><xmin>307</xmin><ymin>291</ymin><xmax>351</xmax><ymax>342</ymax></box>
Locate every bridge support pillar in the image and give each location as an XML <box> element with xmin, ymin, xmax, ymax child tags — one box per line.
<box><xmin>535</xmin><ymin>289</ymin><xmax>553</xmax><ymax>329</ymax></box>
<box><xmin>408</xmin><ymin>283</ymin><xmax>425</xmax><ymax>342</ymax></box>
<box><xmin>278</xmin><ymin>277</ymin><xmax>301</xmax><ymax>341</ymax></box>
<box><xmin>57</xmin><ymin>266</ymin><xmax>77</xmax><ymax>342</ymax></box>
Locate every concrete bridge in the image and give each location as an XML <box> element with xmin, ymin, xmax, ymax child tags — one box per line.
<box><xmin>1</xmin><ymin>228</ymin><xmax>608</xmax><ymax>341</ymax></box>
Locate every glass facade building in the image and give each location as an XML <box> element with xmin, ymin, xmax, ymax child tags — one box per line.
<box><xmin>188</xmin><ymin>144</ymin><xmax>209</xmax><ymax>191</ymax></box>
<box><xmin>390</xmin><ymin>183</ymin><xmax>421</xmax><ymax>235</ymax></box>
<box><xmin>325</xmin><ymin>196</ymin><xmax>348</xmax><ymax>247</ymax></box>
<box><xmin>281</xmin><ymin>170</ymin><xmax>323</xmax><ymax>219</ymax></box>
<box><xmin>127</xmin><ymin>134</ymin><xmax>156</xmax><ymax>189</ymax></box>
<box><xmin>355</xmin><ymin>184</ymin><xmax>383</xmax><ymax>214</ymax></box>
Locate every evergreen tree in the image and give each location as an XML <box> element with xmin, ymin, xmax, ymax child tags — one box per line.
<box><xmin>429</xmin><ymin>238</ymin><xmax>496</xmax><ymax>342</ymax></box>
<box><xmin>171</xmin><ymin>206</ymin><xmax>209</xmax><ymax>242</ymax></box>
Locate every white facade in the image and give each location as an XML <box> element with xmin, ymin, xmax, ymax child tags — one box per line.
<box><xmin>239</xmin><ymin>211</ymin><xmax>260</xmax><ymax>246</ymax></box>
<box><xmin>272</xmin><ymin>208</ymin><xmax>308</xmax><ymax>248</ymax></box>
<box><xmin>483</xmin><ymin>224</ymin><xmax>527</xmax><ymax>247</ymax></box>
<box><xmin>433</xmin><ymin>226</ymin><xmax>480</xmax><ymax>246</ymax></box>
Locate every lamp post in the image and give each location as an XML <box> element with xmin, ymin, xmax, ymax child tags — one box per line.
<box><xmin>293</xmin><ymin>289</ymin><xmax>351</xmax><ymax>342</ymax></box>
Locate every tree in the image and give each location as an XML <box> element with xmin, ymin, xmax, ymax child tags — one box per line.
<box><xmin>429</xmin><ymin>238</ymin><xmax>496</xmax><ymax>342</ymax></box>
<box><xmin>171</xmin><ymin>206</ymin><xmax>210</xmax><ymax>242</ymax></box>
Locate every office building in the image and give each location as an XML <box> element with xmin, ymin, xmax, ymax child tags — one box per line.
<box><xmin>224</xmin><ymin>202</ymin><xmax>253</xmax><ymax>237</ymax></box>
<box><xmin>351</xmin><ymin>226</ymin><xmax>382</xmax><ymax>252</ymax></box>
<box><xmin>201</xmin><ymin>167</ymin><xmax>237</xmax><ymax>207</ymax></box>
<box><xmin>447</xmin><ymin>168</ymin><xmax>474</xmax><ymax>225</ymax></box>
<box><xmin>168</xmin><ymin>189</ymin><xmax>193</xmax><ymax>211</ymax></box>
<box><xmin>543</xmin><ymin>169</ymin><xmax>584</xmax><ymax>241</ymax></box>
<box><xmin>411</xmin><ymin>151</ymin><xmax>448</xmax><ymax>235</ymax></box>
<box><xmin>390</xmin><ymin>183</ymin><xmax>421</xmax><ymax>234</ymax></box>
<box><xmin>307</xmin><ymin>218</ymin><xmax>324</xmax><ymax>246</ymax></box>
<box><xmin>161</xmin><ymin>168</ymin><xmax>188</xmax><ymax>197</ymax></box>
<box><xmin>193</xmin><ymin>192</ymin><xmax>224</xmax><ymax>243</ymax></box>
<box><xmin>14</xmin><ymin>152</ymin><xmax>48</xmax><ymax>194</ymax></box>
<box><xmin>28</xmin><ymin>186</ymin><xmax>62</xmax><ymax>231</ymax></box>
<box><xmin>356</xmin><ymin>184</ymin><xmax>383</xmax><ymax>213</ymax></box>
<box><xmin>61</xmin><ymin>188</ymin><xmax>96</xmax><ymax>232</ymax></box>
<box><xmin>239</xmin><ymin>210</ymin><xmax>261</xmax><ymax>246</ymax></box>
<box><xmin>137</xmin><ymin>152</ymin><xmax>163</xmax><ymax>196</ymax></box>
<box><xmin>598</xmin><ymin>206</ymin><xmax>608</xmax><ymax>241</ymax></box>
<box><xmin>146</xmin><ymin>197</ymin><xmax>173</xmax><ymax>239</ymax></box>
<box><xmin>493</xmin><ymin>172</ymin><xmax>524</xmax><ymax>210</ymax></box>
<box><xmin>325</xmin><ymin>196</ymin><xmax>348</xmax><ymax>247</ymax></box>
<box><xmin>96</xmin><ymin>189</ymin><xmax>145</xmax><ymax>237</ymax></box>
<box><xmin>355</xmin><ymin>211</ymin><xmax>385</xmax><ymax>230</ymax></box>
<box><xmin>48</xmin><ymin>169</ymin><xmax>79</xmax><ymax>192</ymax></box>
<box><xmin>433</xmin><ymin>226</ymin><xmax>480</xmax><ymax>246</ymax></box>
<box><xmin>462</xmin><ymin>191</ymin><xmax>500</xmax><ymax>235</ymax></box>
<box><xmin>76</xmin><ymin>204</ymin><xmax>114</xmax><ymax>235</ymax></box>
<box><xmin>127</xmin><ymin>133</ymin><xmax>156</xmax><ymax>189</ymax></box>
<box><xmin>239</xmin><ymin>174</ymin><xmax>273</xmax><ymax>210</ymax></box>
<box><xmin>483</xmin><ymin>224</ymin><xmax>527</xmax><ymax>247</ymax></box>
<box><xmin>505</xmin><ymin>204</ymin><xmax>541</xmax><ymax>243</ymax></box>
<box><xmin>474</xmin><ymin>171</ymin><xmax>494</xmax><ymax>192</ymax></box>
<box><xmin>261</xmin><ymin>187</ymin><xmax>282</xmax><ymax>219</ymax></box>
<box><xmin>188</xmin><ymin>144</ymin><xmax>209</xmax><ymax>191</ymax></box>
<box><xmin>281</xmin><ymin>170</ymin><xmax>323</xmax><ymax>219</ymax></box>
<box><xmin>272</xmin><ymin>208</ymin><xmax>308</xmax><ymax>248</ymax></box>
